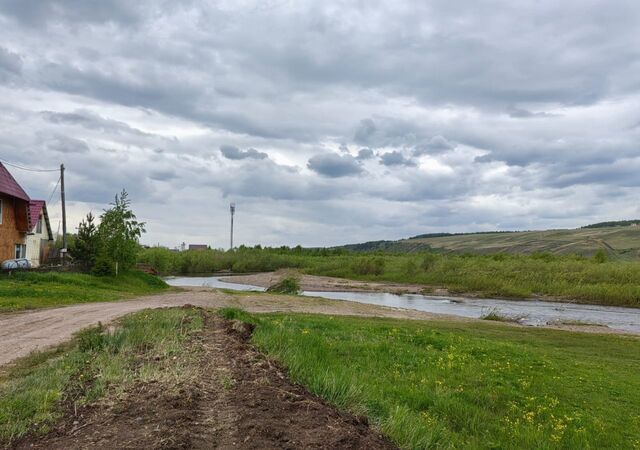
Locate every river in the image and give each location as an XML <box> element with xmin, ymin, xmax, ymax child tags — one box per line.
<box><xmin>165</xmin><ymin>276</ymin><xmax>640</xmax><ymax>333</ymax></box>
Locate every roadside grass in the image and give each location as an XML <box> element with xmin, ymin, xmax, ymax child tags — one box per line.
<box><xmin>0</xmin><ymin>308</ymin><xmax>202</xmax><ymax>445</ymax></box>
<box><xmin>220</xmin><ymin>308</ymin><xmax>640</xmax><ymax>449</ymax></box>
<box><xmin>140</xmin><ymin>247</ymin><xmax>640</xmax><ymax>307</ymax></box>
<box><xmin>0</xmin><ymin>271</ymin><xmax>168</xmax><ymax>312</ymax></box>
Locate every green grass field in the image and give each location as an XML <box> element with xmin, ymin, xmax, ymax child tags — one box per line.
<box><xmin>2</xmin><ymin>307</ymin><xmax>639</xmax><ymax>449</ymax></box>
<box><xmin>0</xmin><ymin>308</ymin><xmax>202</xmax><ymax>444</ymax></box>
<box><xmin>0</xmin><ymin>271</ymin><xmax>168</xmax><ymax>312</ymax></box>
<box><xmin>223</xmin><ymin>308</ymin><xmax>640</xmax><ymax>449</ymax></box>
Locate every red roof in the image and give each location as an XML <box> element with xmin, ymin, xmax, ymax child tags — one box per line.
<box><xmin>29</xmin><ymin>200</ymin><xmax>45</xmax><ymax>230</ymax></box>
<box><xmin>0</xmin><ymin>163</ymin><xmax>30</xmax><ymax>201</ymax></box>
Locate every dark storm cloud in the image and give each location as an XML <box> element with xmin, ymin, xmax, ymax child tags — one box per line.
<box><xmin>219</xmin><ymin>145</ymin><xmax>268</xmax><ymax>160</ymax></box>
<box><xmin>379</xmin><ymin>151</ymin><xmax>416</xmax><ymax>167</ymax></box>
<box><xmin>307</xmin><ymin>153</ymin><xmax>363</xmax><ymax>178</ymax></box>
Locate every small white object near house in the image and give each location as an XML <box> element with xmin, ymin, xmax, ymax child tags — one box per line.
<box><xmin>1</xmin><ymin>258</ymin><xmax>31</xmax><ymax>270</ymax></box>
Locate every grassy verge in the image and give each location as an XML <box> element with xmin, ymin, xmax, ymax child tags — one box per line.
<box><xmin>140</xmin><ymin>247</ymin><xmax>640</xmax><ymax>307</ymax></box>
<box><xmin>0</xmin><ymin>271</ymin><xmax>169</xmax><ymax>312</ymax></box>
<box><xmin>221</xmin><ymin>308</ymin><xmax>640</xmax><ymax>449</ymax></box>
<box><xmin>0</xmin><ymin>308</ymin><xmax>203</xmax><ymax>445</ymax></box>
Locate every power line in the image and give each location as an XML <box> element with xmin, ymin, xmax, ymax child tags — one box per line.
<box><xmin>0</xmin><ymin>158</ymin><xmax>59</xmax><ymax>173</ymax></box>
<box><xmin>47</xmin><ymin>176</ymin><xmax>62</xmax><ymax>204</ymax></box>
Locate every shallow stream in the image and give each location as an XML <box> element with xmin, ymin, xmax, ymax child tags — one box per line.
<box><xmin>165</xmin><ymin>276</ymin><xmax>640</xmax><ymax>333</ymax></box>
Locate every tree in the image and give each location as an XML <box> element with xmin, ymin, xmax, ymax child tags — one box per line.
<box><xmin>71</xmin><ymin>212</ymin><xmax>99</xmax><ymax>268</ymax></box>
<box><xmin>97</xmin><ymin>190</ymin><xmax>146</xmax><ymax>275</ymax></box>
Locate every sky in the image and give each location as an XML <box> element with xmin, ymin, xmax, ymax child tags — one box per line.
<box><xmin>0</xmin><ymin>0</ymin><xmax>639</xmax><ymax>248</ymax></box>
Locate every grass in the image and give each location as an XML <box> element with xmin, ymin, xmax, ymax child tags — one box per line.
<box><xmin>480</xmin><ymin>308</ymin><xmax>524</xmax><ymax>323</ymax></box>
<box><xmin>221</xmin><ymin>308</ymin><xmax>640</xmax><ymax>449</ymax></box>
<box><xmin>0</xmin><ymin>308</ymin><xmax>203</xmax><ymax>445</ymax></box>
<box><xmin>140</xmin><ymin>247</ymin><xmax>640</xmax><ymax>307</ymax></box>
<box><xmin>0</xmin><ymin>270</ymin><xmax>168</xmax><ymax>312</ymax></box>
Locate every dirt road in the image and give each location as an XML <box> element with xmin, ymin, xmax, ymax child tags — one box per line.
<box><xmin>0</xmin><ymin>288</ymin><xmax>459</xmax><ymax>368</ymax></box>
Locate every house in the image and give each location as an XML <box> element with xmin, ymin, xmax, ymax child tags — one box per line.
<box><xmin>0</xmin><ymin>163</ymin><xmax>31</xmax><ymax>261</ymax></box>
<box><xmin>188</xmin><ymin>244</ymin><xmax>209</xmax><ymax>251</ymax></box>
<box><xmin>0</xmin><ymin>163</ymin><xmax>54</xmax><ymax>267</ymax></box>
<box><xmin>26</xmin><ymin>200</ymin><xmax>54</xmax><ymax>267</ymax></box>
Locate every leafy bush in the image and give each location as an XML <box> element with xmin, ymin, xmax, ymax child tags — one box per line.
<box><xmin>421</xmin><ymin>253</ymin><xmax>438</xmax><ymax>271</ymax></box>
<box><xmin>92</xmin><ymin>255</ymin><xmax>116</xmax><ymax>276</ymax></box>
<box><xmin>351</xmin><ymin>257</ymin><xmax>386</xmax><ymax>275</ymax></box>
<box><xmin>266</xmin><ymin>276</ymin><xmax>301</xmax><ymax>295</ymax></box>
<box><xmin>594</xmin><ymin>249</ymin><xmax>608</xmax><ymax>264</ymax></box>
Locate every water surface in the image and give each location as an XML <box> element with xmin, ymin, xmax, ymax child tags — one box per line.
<box><xmin>165</xmin><ymin>276</ymin><xmax>640</xmax><ymax>333</ymax></box>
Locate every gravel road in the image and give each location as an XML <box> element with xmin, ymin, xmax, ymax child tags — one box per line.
<box><xmin>0</xmin><ymin>288</ymin><xmax>455</xmax><ymax>367</ymax></box>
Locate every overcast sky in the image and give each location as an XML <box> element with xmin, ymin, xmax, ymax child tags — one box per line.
<box><xmin>1</xmin><ymin>0</ymin><xmax>639</xmax><ymax>248</ymax></box>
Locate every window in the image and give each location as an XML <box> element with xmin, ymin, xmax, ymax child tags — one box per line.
<box><xmin>0</xmin><ymin>199</ymin><xmax>3</xmax><ymax>225</ymax></box>
<box><xmin>15</xmin><ymin>244</ymin><xmax>26</xmax><ymax>259</ymax></box>
<box><xmin>36</xmin><ymin>215</ymin><xmax>42</xmax><ymax>234</ymax></box>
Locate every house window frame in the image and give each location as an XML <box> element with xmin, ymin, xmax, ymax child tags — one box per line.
<box><xmin>15</xmin><ymin>244</ymin><xmax>26</xmax><ymax>259</ymax></box>
<box><xmin>36</xmin><ymin>215</ymin><xmax>42</xmax><ymax>234</ymax></box>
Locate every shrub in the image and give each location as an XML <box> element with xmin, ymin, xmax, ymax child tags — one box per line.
<box><xmin>594</xmin><ymin>249</ymin><xmax>608</xmax><ymax>264</ymax></box>
<box><xmin>351</xmin><ymin>257</ymin><xmax>386</xmax><ymax>276</ymax></box>
<box><xmin>403</xmin><ymin>259</ymin><xmax>418</xmax><ymax>276</ymax></box>
<box><xmin>266</xmin><ymin>276</ymin><xmax>301</xmax><ymax>294</ymax></box>
<box><xmin>421</xmin><ymin>253</ymin><xmax>438</xmax><ymax>271</ymax></box>
<box><xmin>92</xmin><ymin>255</ymin><xmax>116</xmax><ymax>276</ymax></box>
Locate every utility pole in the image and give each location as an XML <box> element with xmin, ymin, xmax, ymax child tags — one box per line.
<box><xmin>230</xmin><ymin>202</ymin><xmax>235</xmax><ymax>250</ymax></box>
<box><xmin>60</xmin><ymin>163</ymin><xmax>67</xmax><ymax>265</ymax></box>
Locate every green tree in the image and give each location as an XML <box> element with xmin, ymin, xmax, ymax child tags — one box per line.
<box><xmin>97</xmin><ymin>190</ymin><xmax>146</xmax><ymax>276</ymax></box>
<box><xmin>71</xmin><ymin>212</ymin><xmax>99</xmax><ymax>268</ymax></box>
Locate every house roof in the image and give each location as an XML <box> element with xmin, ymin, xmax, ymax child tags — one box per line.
<box><xmin>28</xmin><ymin>199</ymin><xmax>53</xmax><ymax>239</ymax></box>
<box><xmin>0</xmin><ymin>163</ymin><xmax>30</xmax><ymax>202</ymax></box>
<box><xmin>29</xmin><ymin>200</ymin><xmax>45</xmax><ymax>229</ymax></box>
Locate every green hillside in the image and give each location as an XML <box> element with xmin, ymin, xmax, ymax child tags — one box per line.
<box><xmin>341</xmin><ymin>225</ymin><xmax>640</xmax><ymax>259</ymax></box>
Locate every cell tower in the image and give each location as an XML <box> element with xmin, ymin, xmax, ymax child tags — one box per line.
<box><xmin>229</xmin><ymin>202</ymin><xmax>236</xmax><ymax>250</ymax></box>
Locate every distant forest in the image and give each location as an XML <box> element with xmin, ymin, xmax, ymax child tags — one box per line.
<box><xmin>582</xmin><ymin>220</ymin><xmax>640</xmax><ymax>229</ymax></box>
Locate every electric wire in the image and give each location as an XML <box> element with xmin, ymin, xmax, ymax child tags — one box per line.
<box><xmin>47</xmin><ymin>176</ymin><xmax>62</xmax><ymax>205</ymax></box>
<box><xmin>0</xmin><ymin>158</ymin><xmax>59</xmax><ymax>173</ymax></box>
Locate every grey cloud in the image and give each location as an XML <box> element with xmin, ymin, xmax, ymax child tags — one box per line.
<box><xmin>357</xmin><ymin>148</ymin><xmax>374</xmax><ymax>160</ymax></box>
<box><xmin>379</xmin><ymin>151</ymin><xmax>416</xmax><ymax>167</ymax></box>
<box><xmin>507</xmin><ymin>106</ymin><xmax>558</xmax><ymax>119</ymax></box>
<box><xmin>44</xmin><ymin>134</ymin><xmax>90</xmax><ymax>153</ymax></box>
<box><xmin>0</xmin><ymin>0</ymin><xmax>143</xmax><ymax>26</ymax></box>
<box><xmin>220</xmin><ymin>145</ymin><xmax>268</xmax><ymax>160</ymax></box>
<box><xmin>0</xmin><ymin>47</ymin><xmax>22</xmax><ymax>75</ymax></box>
<box><xmin>307</xmin><ymin>153</ymin><xmax>363</xmax><ymax>178</ymax></box>
<box><xmin>413</xmin><ymin>136</ymin><xmax>455</xmax><ymax>156</ymax></box>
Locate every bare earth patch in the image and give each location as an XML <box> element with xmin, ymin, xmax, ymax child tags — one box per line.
<box><xmin>15</xmin><ymin>310</ymin><xmax>395</xmax><ymax>450</ymax></box>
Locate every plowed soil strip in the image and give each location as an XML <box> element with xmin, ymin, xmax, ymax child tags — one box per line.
<box><xmin>15</xmin><ymin>310</ymin><xmax>395</xmax><ymax>450</ymax></box>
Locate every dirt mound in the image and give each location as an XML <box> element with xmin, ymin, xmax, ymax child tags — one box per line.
<box><xmin>15</xmin><ymin>310</ymin><xmax>395</xmax><ymax>449</ymax></box>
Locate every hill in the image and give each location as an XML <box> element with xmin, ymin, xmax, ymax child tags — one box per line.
<box><xmin>339</xmin><ymin>225</ymin><xmax>640</xmax><ymax>259</ymax></box>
